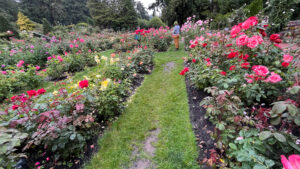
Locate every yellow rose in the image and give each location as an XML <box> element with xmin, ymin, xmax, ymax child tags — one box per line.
<box><xmin>53</xmin><ymin>91</ymin><xmax>58</xmax><ymax>96</ymax></box>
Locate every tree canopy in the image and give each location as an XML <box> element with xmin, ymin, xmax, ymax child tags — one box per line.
<box><xmin>88</xmin><ymin>0</ymin><xmax>138</xmax><ymax>30</ymax></box>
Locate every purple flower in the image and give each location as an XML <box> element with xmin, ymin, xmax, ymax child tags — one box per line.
<box><xmin>30</xmin><ymin>45</ymin><xmax>35</xmax><ymax>49</ymax></box>
<box><xmin>1</xmin><ymin>64</ymin><xmax>5</xmax><ymax>68</ymax></box>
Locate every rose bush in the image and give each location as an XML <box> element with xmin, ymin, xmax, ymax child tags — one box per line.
<box><xmin>183</xmin><ymin>16</ymin><xmax>300</xmax><ymax>168</ymax></box>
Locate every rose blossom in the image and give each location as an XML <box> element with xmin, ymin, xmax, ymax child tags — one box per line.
<box><xmin>236</xmin><ymin>35</ymin><xmax>249</xmax><ymax>46</ymax></box>
<box><xmin>79</xmin><ymin>80</ymin><xmax>89</xmax><ymax>88</ymax></box>
<box><xmin>282</xmin><ymin>62</ymin><xmax>290</xmax><ymax>67</ymax></box>
<box><xmin>229</xmin><ymin>65</ymin><xmax>236</xmax><ymax>71</ymax></box>
<box><xmin>252</xmin><ymin>35</ymin><xmax>263</xmax><ymax>44</ymax></box>
<box><xmin>230</xmin><ymin>25</ymin><xmax>241</xmax><ymax>38</ymax></box>
<box><xmin>265</xmin><ymin>72</ymin><xmax>282</xmax><ymax>83</ymax></box>
<box><xmin>252</xmin><ymin>65</ymin><xmax>269</xmax><ymax>77</ymax></box>
<box><xmin>283</xmin><ymin>54</ymin><xmax>293</xmax><ymax>63</ymax></box>
<box><xmin>227</xmin><ymin>51</ymin><xmax>238</xmax><ymax>59</ymax></box>
<box><xmin>247</xmin><ymin>36</ymin><xmax>259</xmax><ymax>49</ymax></box>
<box><xmin>220</xmin><ymin>71</ymin><xmax>226</xmax><ymax>76</ymax></box>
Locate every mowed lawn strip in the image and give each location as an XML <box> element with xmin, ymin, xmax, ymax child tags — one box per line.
<box><xmin>85</xmin><ymin>48</ymin><xmax>199</xmax><ymax>169</ymax></box>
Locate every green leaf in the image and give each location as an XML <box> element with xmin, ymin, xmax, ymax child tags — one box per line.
<box><xmin>70</xmin><ymin>133</ymin><xmax>76</xmax><ymax>140</ymax></box>
<box><xmin>253</xmin><ymin>164</ymin><xmax>266</xmax><ymax>169</ymax></box>
<box><xmin>217</xmin><ymin>123</ymin><xmax>225</xmax><ymax>131</ymax></box>
<box><xmin>229</xmin><ymin>143</ymin><xmax>237</xmax><ymax>150</ymax></box>
<box><xmin>259</xmin><ymin>131</ymin><xmax>273</xmax><ymax>140</ymax></box>
<box><xmin>224</xmin><ymin>83</ymin><xmax>228</xmax><ymax>89</ymax></box>
<box><xmin>273</xmin><ymin>133</ymin><xmax>286</xmax><ymax>142</ymax></box>
<box><xmin>288</xmin><ymin>140</ymin><xmax>300</xmax><ymax>152</ymax></box>
<box><xmin>265</xmin><ymin>159</ymin><xmax>275</xmax><ymax>167</ymax></box>
<box><xmin>270</xmin><ymin>117</ymin><xmax>281</xmax><ymax>125</ymax></box>
<box><xmin>272</xmin><ymin>103</ymin><xmax>287</xmax><ymax>114</ymax></box>
<box><xmin>294</xmin><ymin>116</ymin><xmax>300</xmax><ymax>126</ymax></box>
<box><xmin>288</xmin><ymin>86</ymin><xmax>300</xmax><ymax>94</ymax></box>
<box><xmin>52</xmin><ymin>144</ymin><xmax>57</xmax><ymax>152</ymax></box>
<box><xmin>287</xmin><ymin>104</ymin><xmax>298</xmax><ymax>116</ymax></box>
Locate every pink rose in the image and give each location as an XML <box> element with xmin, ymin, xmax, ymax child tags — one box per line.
<box><xmin>247</xmin><ymin>36</ymin><xmax>259</xmax><ymax>49</ymax></box>
<box><xmin>265</xmin><ymin>72</ymin><xmax>282</xmax><ymax>83</ymax></box>
<box><xmin>16</xmin><ymin>60</ymin><xmax>24</xmax><ymax>67</ymax></box>
<box><xmin>230</xmin><ymin>25</ymin><xmax>241</xmax><ymax>38</ymax></box>
<box><xmin>35</xmin><ymin>66</ymin><xmax>40</xmax><ymax>70</ymax></box>
<box><xmin>206</xmin><ymin>61</ymin><xmax>212</xmax><ymax>67</ymax></box>
<box><xmin>252</xmin><ymin>65</ymin><xmax>269</xmax><ymax>77</ymax></box>
<box><xmin>57</xmin><ymin>56</ymin><xmax>63</xmax><ymax>62</ymax></box>
<box><xmin>252</xmin><ymin>35</ymin><xmax>263</xmax><ymax>44</ymax></box>
<box><xmin>69</xmin><ymin>44</ymin><xmax>74</xmax><ymax>48</ymax></box>
<box><xmin>236</xmin><ymin>35</ymin><xmax>249</xmax><ymax>46</ymax></box>
<box><xmin>1</xmin><ymin>71</ymin><xmax>7</xmax><ymax>75</ymax></box>
<box><xmin>242</xmin><ymin>16</ymin><xmax>258</xmax><ymax>30</ymax></box>
<box><xmin>283</xmin><ymin>54</ymin><xmax>293</xmax><ymax>63</ymax></box>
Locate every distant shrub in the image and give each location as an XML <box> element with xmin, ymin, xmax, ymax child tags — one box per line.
<box><xmin>149</xmin><ymin>17</ymin><xmax>166</xmax><ymax>28</ymax></box>
<box><xmin>244</xmin><ymin>0</ymin><xmax>263</xmax><ymax>17</ymax></box>
<box><xmin>76</xmin><ymin>22</ymin><xmax>89</xmax><ymax>28</ymax></box>
<box><xmin>138</xmin><ymin>19</ymin><xmax>149</xmax><ymax>29</ymax></box>
<box><xmin>16</xmin><ymin>12</ymin><xmax>35</xmax><ymax>31</ymax></box>
<box><xmin>42</xmin><ymin>18</ymin><xmax>52</xmax><ymax>35</ymax></box>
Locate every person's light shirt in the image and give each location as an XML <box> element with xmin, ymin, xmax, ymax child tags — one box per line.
<box><xmin>173</xmin><ymin>25</ymin><xmax>180</xmax><ymax>35</ymax></box>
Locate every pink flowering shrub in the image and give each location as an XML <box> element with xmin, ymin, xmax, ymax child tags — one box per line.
<box><xmin>186</xmin><ymin>16</ymin><xmax>298</xmax><ymax>105</ymax></box>
<box><xmin>185</xmin><ymin>16</ymin><xmax>300</xmax><ymax>168</ymax></box>
<box><xmin>1</xmin><ymin>88</ymin><xmax>99</xmax><ymax>167</ymax></box>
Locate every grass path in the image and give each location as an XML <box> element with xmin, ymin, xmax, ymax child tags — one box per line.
<box><xmin>86</xmin><ymin>47</ymin><xmax>199</xmax><ymax>169</ymax></box>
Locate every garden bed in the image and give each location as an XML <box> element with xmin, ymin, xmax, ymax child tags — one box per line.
<box><xmin>185</xmin><ymin>73</ymin><xmax>215</xmax><ymax>169</ymax></box>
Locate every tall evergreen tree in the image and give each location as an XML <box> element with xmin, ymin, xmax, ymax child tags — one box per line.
<box><xmin>0</xmin><ymin>0</ymin><xmax>18</xmax><ymax>21</ymax></box>
<box><xmin>88</xmin><ymin>0</ymin><xmax>138</xmax><ymax>30</ymax></box>
<box><xmin>62</xmin><ymin>0</ymin><xmax>90</xmax><ymax>25</ymax></box>
<box><xmin>18</xmin><ymin>0</ymin><xmax>66</xmax><ymax>25</ymax></box>
<box><xmin>136</xmin><ymin>1</ymin><xmax>149</xmax><ymax>20</ymax></box>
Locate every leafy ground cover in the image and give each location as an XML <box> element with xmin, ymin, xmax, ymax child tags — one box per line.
<box><xmin>86</xmin><ymin>46</ymin><xmax>199</xmax><ymax>169</ymax></box>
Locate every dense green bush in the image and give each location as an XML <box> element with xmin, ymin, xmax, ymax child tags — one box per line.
<box><xmin>138</xmin><ymin>19</ymin><xmax>149</xmax><ymax>29</ymax></box>
<box><xmin>149</xmin><ymin>17</ymin><xmax>166</xmax><ymax>28</ymax></box>
<box><xmin>244</xmin><ymin>0</ymin><xmax>263</xmax><ymax>17</ymax></box>
<box><xmin>42</xmin><ymin>18</ymin><xmax>52</xmax><ymax>35</ymax></box>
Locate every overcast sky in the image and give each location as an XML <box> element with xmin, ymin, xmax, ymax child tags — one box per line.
<box><xmin>138</xmin><ymin>0</ymin><xmax>156</xmax><ymax>12</ymax></box>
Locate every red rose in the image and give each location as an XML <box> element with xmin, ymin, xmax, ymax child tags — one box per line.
<box><xmin>241</xmin><ymin>62</ymin><xmax>250</xmax><ymax>69</ymax></box>
<box><xmin>79</xmin><ymin>80</ymin><xmax>89</xmax><ymax>88</ymax></box>
<box><xmin>27</xmin><ymin>90</ymin><xmax>37</xmax><ymax>97</ymax></box>
<box><xmin>12</xmin><ymin>104</ymin><xmax>18</xmax><ymax>110</ymax></box>
<box><xmin>183</xmin><ymin>67</ymin><xmax>189</xmax><ymax>72</ymax></box>
<box><xmin>37</xmin><ymin>88</ymin><xmax>46</xmax><ymax>95</ymax></box>
<box><xmin>281</xmin><ymin>62</ymin><xmax>290</xmax><ymax>67</ymax></box>
<box><xmin>192</xmin><ymin>59</ymin><xmax>196</xmax><ymax>63</ymax></box>
<box><xmin>270</xmin><ymin>34</ymin><xmax>281</xmax><ymax>43</ymax></box>
<box><xmin>11</xmin><ymin>95</ymin><xmax>18</xmax><ymax>102</ymax></box>
<box><xmin>226</xmin><ymin>43</ymin><xmax>232</xmax><ymax>47</ymax></box>
<box><xmin>274</xmin><ymin>39</ymin><xmax>282</xmax><ymax>44</ymax></box>
<box><xmin>227</xmin><ymin>51</ymin><xmax>238</xmax><ymax>59</ymax></box>
<box><xmin>229</xmin><ymin>65</ymin><xmax>236</xmax><ymax>71</ymax></box>
<box><xmin>220</xmin><ymin>71</ymin><xmax>226</xmax><ymax>76</ymax></box>
<box><xmin>259</xmin><ymin>30</ymin><xmax>267</xmax><ymax>37</ymax></box>
<box><xmin>202</xmin><ymin>43</ymin><xmax>207</xmax><ymax>47</ymax></box>
<box><xmin>204</xmin><ymin>58</ymin><xmax>210</xmax><ymax>62</ymax></box>
<box><xmin>179</xmin><ymin>70</ymin><xmax>185</xmax><ymax>75</ymax></box>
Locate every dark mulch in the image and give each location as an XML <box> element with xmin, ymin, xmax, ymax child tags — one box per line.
<box><xmin>185</xmin><ymin>72</ymin><xmax>216</xmax><ymax>169</ymax></box>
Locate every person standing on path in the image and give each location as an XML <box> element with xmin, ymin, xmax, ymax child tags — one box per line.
<box><xmin>172</xmin><ymin>21</ymin><xmax>180</xmax><ymax>51</ymax></box>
